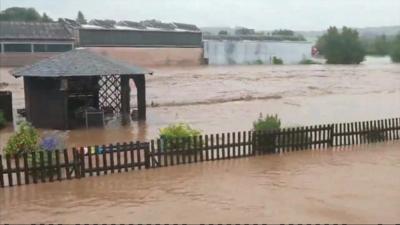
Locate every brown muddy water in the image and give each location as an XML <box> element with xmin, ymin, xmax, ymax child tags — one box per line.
<box><xmin>1</xmin><ymin>57</ymin><xmax>400</xmax><ymax>223</ymax></box>
<box><xmin>1</xmin><ymin>57</ymin><xmax>400</xmax><ymax>150</ymax></box>
<box><xmin>1</xmin><ymin>141</ymin><xmax>400</xmax><ymax>223</ymax></box>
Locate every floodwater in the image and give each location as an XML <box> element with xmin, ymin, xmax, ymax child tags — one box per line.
<box><xmin>1</xmin><ymin>56</ymin><xmax>399</xmax><ymax>149</ymax></box>
<box><xmin>1</xmin><ymin>56</ymin><xmax>400</xmax><ymax>223</ymax></box>
<box><xmin>1</xmin><ymin>141</ymin><xmax>399</xmax><ymax>223</ymax></box>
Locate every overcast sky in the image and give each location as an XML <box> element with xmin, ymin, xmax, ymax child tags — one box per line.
<box><xmin>1</xmin><ymin>0</ymin><xmax>400</xmax><ymax>30</ymax></box>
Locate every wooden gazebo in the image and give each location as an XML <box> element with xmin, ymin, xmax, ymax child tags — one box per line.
<box><xmin>12</xmin><ymin>48</ymin><xmax>152</xmax><ymax>130</ymax></box>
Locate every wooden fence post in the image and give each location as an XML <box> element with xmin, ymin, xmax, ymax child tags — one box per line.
<box><xmin>72</xmin><ymin>148</ymin><xmax>81</xmax><ymax>179</ymax></box>
<box><xmin>144</xmin><ymin>143</ymin><xmax>151</xmax><ymax>169</ymax></box>
<box><xmin>0</xmin><ymin>154</ymin><xmax>4</xmax><ymax>187</ymax></box>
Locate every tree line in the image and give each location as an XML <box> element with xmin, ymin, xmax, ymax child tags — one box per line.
<box><xmin>0</xmin><ymin>7</ymin><xmax>87</xmax><ymax>24</ymax></box>
<box><xmin>316</xmin><ymin>26</ymin><xmax>400</xmax><ymax>64</ymax></box>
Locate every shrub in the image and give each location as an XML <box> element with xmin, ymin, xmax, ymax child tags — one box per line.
<box><xmin>0</xmin><ymin>110</ymin><xmax>5</xmax><ymax>128</ymax></box>
<box><xmin>299</xmin><ymin>59</ymin><xmax>321</xmax><ymax>65</ymax></box>
<box><xmin>390</xmin><ymin>35</ymin><xmax>400</xmax><ymax>63</ymax></box>
<box><xmin>252</xmin><ymin>114</ymin><xmax>312</xmax><ymax>151</ymax></box>
<box><xmin>253</xmin><ymin>114</ymin><xmax>281</xmax><ymax>132</ymax></box>
<box><xmin>159</xmin><ymin>123</ymin><xmax>201</xmax><ymax>149</ymax></box>
<box><xmin>317</xmin><ymin>26</ymin><xmax>365</xmax><ymax>64</ymax></box>
<box><xmin>253</xmin><ymin>114</ymin><xmax>281</xmax><ymax>152</ymax></box>
<box><xmin>253</xmin><ymin>59</ymin><xmax>264</xmax><ymax>65</ymax></box>
<box><xmin>362</xmin><ymin>126</ymin><xmax>385</xmax><ymax>142</ymax></box>
<box><xmin>272</xmin><ymin>56</ymin><xmax>283</xmax><ymax>65</ymax></box>
<box><xmin>4</xmin><ymin>122</ymin><xmax>40</xmax><ymax>156</ymax></box>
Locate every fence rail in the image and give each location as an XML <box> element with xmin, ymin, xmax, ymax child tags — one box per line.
<box><xmin>1</xmin><ymin>117</ymin><xmax>399</xmax><ymax>188</ymax></box>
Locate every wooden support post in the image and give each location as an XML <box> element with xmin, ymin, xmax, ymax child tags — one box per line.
<box><xmin>133</xmin><ymin>75</ymin><xmax>146</xmax><ymax>120</ymax></box>
<box><xmin>120</xmin><ymin>76</ymin><xmax>131</xmax><ymax>124</ymax></box>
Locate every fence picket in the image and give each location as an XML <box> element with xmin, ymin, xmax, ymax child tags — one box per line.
<box><xmin>95</xmin><ymin>146</ymin><xmax>100</xmax><ymax>175</ymax></box>
<box><xmin>101</xmin><ymin>145</ymin><xmax>108</xmax><ymax>175</ymax></box>
<box><xmin>47</xmin><ymin>151</ymin><xmax>54</xmax><ymax>182</ymax></box>
<box><xmin>6</xmin><ymin>154</ymin><xmax>12</xmax><ymax>186</ymax></box>
<box><xmin>23</xmin><ymin>153</ymin><xmax>29</xmax><ymax>184</ymax></box>
<box><xmin>0</xmin><ymin>155</ymin><xmax>4</xmax><ymax>187</ymax></box>
<box><xmin>14</xmin><ymin>154</ymin><xmax>21</xmax><ymax>185</ymax></box>
<box><xmin>55</xmin><ymin>150</ymin><xmax>62</xmax><ymax>181</ymax></box>
<box><xmin>88</xmin><ymin>147</ymin><xmax>93</xmax><ymax>176</ymax></box>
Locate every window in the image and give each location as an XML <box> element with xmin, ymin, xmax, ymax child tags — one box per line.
<box><xmin>33</xmin><ymin>44</ymin><xmax>73</xmax><ymax>52</ymax></box>
<box><xmin>4</xmin><ymin>44</ymin><xmax>32</xmax><ymax>52</ymax></box>
<box><xmin>33</xmin><ymin>44</ymin><xmax>46</xmax><ymax>52</ymax></box>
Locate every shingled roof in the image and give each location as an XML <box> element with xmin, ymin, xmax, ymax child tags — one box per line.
<box><xmin>13</xmin><ymin>48</ymin><xmax>152</xmax><ymax>77</ymax></box>
<box><xmin>0</xmin><ymin>21</ymin><xmax>74</xmax><ymax>41</ymax></box>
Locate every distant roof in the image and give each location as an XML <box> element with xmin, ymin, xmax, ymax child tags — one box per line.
<box><xmin>0</xmin><ymin>21</ymin><xmax>74</xmax><ymax>41</ymax></box>
<box><xmin>13</xmin><ymin>48</ymin><xmax>152</xmax><ymax>77</ymax></box>
<box><xmin>60</xmin><ymin>18</ymin><xmax>201</xmax><ymax>33</ymax></box>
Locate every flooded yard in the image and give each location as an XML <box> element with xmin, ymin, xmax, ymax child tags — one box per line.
<box><xmin>1</xmin><ymin>141</ymin><xmax>399</xmax><ymax>223</ymax></box>
<box><xmin>1</xmin><ymin>57</ymin><xmax>399</xmax><ymax>149</ymax></box>
<box><xmin>1</xmin><ymin>57</ymin><xmax>400</xmax><ymax>223</ymax></box>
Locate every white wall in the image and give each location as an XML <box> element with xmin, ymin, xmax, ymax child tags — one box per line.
<box><xmin>203</xmin><ymin>40</ymin><xmax>313</xmax><ymax>65</ymax></box>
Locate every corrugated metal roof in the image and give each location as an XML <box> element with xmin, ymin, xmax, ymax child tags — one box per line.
<box><xmin>0</xmin><ymin>21</ymin><xmax>74</xmax><ymax>40</ymax></box>
<box><xmin>12</xmin><ymin>48</ymin><xmax>152</xmax><ymax>77</ymax></box>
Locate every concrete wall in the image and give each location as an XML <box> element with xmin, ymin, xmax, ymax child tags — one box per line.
<box><xmin>0</xmin><ymin>53</ymin><xmax>58</xmax><ymax>67</ymax></box>
<box><xmin>203</xmin><ymin>40</ymin><xmax>313</xmax><ymax>65</ymax></box>
<box><xmin>88</xmin><ymin>47</ymin><xmax>204</xmax><ymax>67</ymax></box>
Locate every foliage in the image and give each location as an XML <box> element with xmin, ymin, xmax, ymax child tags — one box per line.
<box><xmin>0</xmin><ymin>110</ymin><xmax>6</xmax><ymax>128</ymax></box>
<box><xmin>316</xmin><ymin>26</ymin><xmax>365</xmax><ymax>64</ymax></box>
<box><xmin>390</xmin><ymin>34</ymin><xmax>400</xmax><ymax>63</ymax></box>
<box><xmin>27</xmin><ymin>150</ymin><xmax>57</xmax><ymax>178</ymax></box>
<box><xmin>159</xmin><ymin>123</ymin><xmax>202</xmax><ymax>149</ymax></box>
<box><xmin>362</xmin><ymin>35</ymin><xmax>390</xmax><ymax>55</ymax></box>
<box><xmin>218</xmin><ymin>30</ymin><xmax>228</xmax><ymax>35</ymax></box>
<box><xmin>253</xmin><ymin>114</ymin><xmax>281</xmax><ymax>132</ymax></box>
<box><xmin>235</xmin><ymin>27</ymin><xmax>255</xmax><ymax>35</ymax></box>
<box><xmin>253</xmin><ymin>59</ymin><xmax>264</xmax><ymax>65</ymax></box>
<box><xmin>272</xmin><ymin>29</ymin><xmax>295</xmax><ymax>36</ymax></box>
<box><xmin>0</xmin><ymin>7</ymin><xmax>53</xmax><ymax>22</ymax></box>
<box><xmin>299</xmin><ymin>59</ymin><xmax>321</xmax><ymax>64</ymax></box>
<box><xmin>4</xmin><ymin>122</ymin><xmax>40</xmax><ymax>156</ymax></box>
<box><xmin>272</xmin><ymin>56</ymin><xmax>283</xmax><ymax>65</ymax></box>
<box><xmin>41</xmin><ymin>13</ymin><xmax>53</xmax><ymax>22</ymax></box>
<box><xmin>271</xmin><ymin>29</ymin><xmax>306</xmax><ymax>41</ymax></box>
<box><xmin>76</xmin><ymin>11</ymin><xmax>87</xmax><ymax>24</ymax></box>
<box><xmin>362</xmin><ymin>127</ymin><xmax>385</xmax><ymax>142</ymax></box>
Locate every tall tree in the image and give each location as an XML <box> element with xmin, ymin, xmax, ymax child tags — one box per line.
<box><xmin>317</xmin><ymin>26</ymin><xmax>365</xmax><ymax>64</ymax></box>
<box><xmin>0</xmin><ymin>7</ymin><xmax>42</xmax><ymax>21</ymax></box>
<box><xmin>76</xmin><ymin>11</ymin><xmax>87</xmax><ymax>24</ymax></box>
<box><xmin>41</xmin><ymin>13</ymin><xmax>53</xmax><ymax>22</ymax></box>
<box><xmin>390</xmin><ymin>34</ymin><xmax>400</xmax><ymax>63</ymax></box>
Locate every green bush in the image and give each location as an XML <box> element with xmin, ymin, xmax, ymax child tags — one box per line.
<box><xmin>299</xmin><ymin>59</ymin><xmax>321</xmax><ymax>65</ymax></box>
<box><xmin>362</xmin><ymin>127</ymin><xmax>385</xmax><ymax>142</ymax></box>
<box><xmin>317</xmin><ymin>26</ymin><xmax>365</xmax><ymax>64</ymax></box>
<box><xmin>159</xmin><ymin>123</ymin><xmax>201</xmax><ymax>149</ymax></box>
<box><xmin>253</xmin><ymin>114</ymin><xmax>281</xmax><ymax>132</ymax></box>
<box><xmin>0</xmin><ymin>110</ymin><xmax>6</xmax><ymax>128</ymax></box>
<box><xmin>252</xmin><ymin>114</ymin><xmax>312</xmax><ymax>151</ymax></box>
<box><xmin>390</xmin><ymin>35</ymin><xmax>400</xmax><ymax>63</ymax></box>
<box><xmin>4</xmin><ymin>122</ymin><xmax>40</xmax><ymax>156</ymax></box>
<box><xmin>272</xmin><ymin>56</ymin><xmax>283</xmax><ymax>65</ymax></box>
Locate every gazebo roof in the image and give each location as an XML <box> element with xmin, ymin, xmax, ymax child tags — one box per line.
<box><xmin>13</xmin><ymin>48</ymin><xmax>152</xmax><ymax>77</ymax></box>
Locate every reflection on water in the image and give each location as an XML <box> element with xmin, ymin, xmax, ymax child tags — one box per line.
<box><xmin>1</xmin><ymin>141</ymin><xmax>399</xmax><ymax>223</ymax></box>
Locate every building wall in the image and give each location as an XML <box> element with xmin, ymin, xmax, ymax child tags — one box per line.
<box><xmin>203</xmin><ymin>40</ymin><xmax>313</xmax><ymax>65</ymax></box>
<box><xmin>0</xmin><ymin>53</ymin><xmax>58</xmax><ymax>67</ymax></box>
<box><xmin>88</xmin><ymin>47</ymin><xmax>204</xmax><ymax>67</ymax></box>
<box><xmin>24</xmin><ymin>77</ymin><xmax>67</xmax><ymax>129</ymax></box>
<box><xmin>79</xmin><ymin>29</ymin><xmax>202</xmax><ymax>47</ymax></box>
